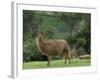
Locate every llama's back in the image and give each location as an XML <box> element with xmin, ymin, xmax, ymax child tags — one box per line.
<box><xmin>41</xmin><ymin>39</ymin><xmax>69</xmax><ymax>56</ymax></box>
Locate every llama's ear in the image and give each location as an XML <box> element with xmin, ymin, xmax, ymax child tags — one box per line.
<box><xmin>38</xmin><ymin>31</ymin><xmax>43</xmax><ymax>35</ymax></box>
<box><xmin>37</xmin><ymin>31</ymin><xmax>44</xmax><ymax>36</ymax></box>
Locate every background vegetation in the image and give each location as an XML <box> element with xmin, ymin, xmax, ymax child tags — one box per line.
<box><xmin>23</xmin><ymin>10</ymin><xmax>91</xmax><ymax>63</ymax></box>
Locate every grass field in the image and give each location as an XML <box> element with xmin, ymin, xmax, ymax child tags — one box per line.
<box><xmin>23</xmin><ymin>59</ymin><xmax>91</xmax><ymax>69</ymax></box>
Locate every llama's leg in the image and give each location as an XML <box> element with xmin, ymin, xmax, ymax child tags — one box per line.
<box><xmin>68</xmin><ymin>54</ymin><xmax>71</xmax><ymax>64</ymax></box>
<box><xmin>64</xmin><ymin>54</ymin><xmax>67</xmax><ymax>64</ymax></box>
<box><xmin>68</xmin><ymin>46</ymin><xmax>71</xmax><ymax>64</ymax></box>
<box><xmin>47</xmin><ymin>56</ymin><xmax>52</xmax><ymax>66</ymax></box>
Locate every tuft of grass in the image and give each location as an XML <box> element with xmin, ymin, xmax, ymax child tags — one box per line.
<box><xmin>23</xmin><ymin>59</ymin><xmax>91</xmax><ymax>69</ymax></box>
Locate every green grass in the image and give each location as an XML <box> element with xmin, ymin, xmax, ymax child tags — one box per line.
<box><xmin>23</xmin><ymin>59</ymin><xmax>91</xmax><ymax>69</ymax></box>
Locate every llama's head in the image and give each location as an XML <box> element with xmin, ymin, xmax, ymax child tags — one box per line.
<box><xmin>36</xmin><ymin>32</ymin><xmax>44</xmax><ymax>41</ymax></box>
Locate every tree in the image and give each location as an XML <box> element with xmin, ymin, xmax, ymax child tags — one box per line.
<box><xmin>59</xmin><ymin>13</ymin><xmax>83</xmax><ymax>36</ymax></box>
<box><xmin>75</xmin><ymin>13</ymin><xmax>91</xmax><ymax>53</ymax></box>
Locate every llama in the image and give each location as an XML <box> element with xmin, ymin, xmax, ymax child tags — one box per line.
<box><xmin>36</xmin><ymin>32</ymin><xmax>71</xmax><ymax>66</ymax></box>
<box><xmin>70</xmin><ymin>44</ymin><xmax>79</xmax><ymax>59</ymax></box>
<box><xmin>70</xmin><ymin>45</ymin><xmax>80</xmax><ymax>62</ymax></box>
<box><xmin>70</xmin><ymin>45</ymin><xmax>76</xmax><ymax>59</ymax></box>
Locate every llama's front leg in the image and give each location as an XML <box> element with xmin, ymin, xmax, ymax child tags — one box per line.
<box><xmin>47</xmin><ymin>56</ymin><xmax>52</xmax><ymax>66</ymax></box>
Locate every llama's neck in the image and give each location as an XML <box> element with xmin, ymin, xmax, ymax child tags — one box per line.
<box><xmin>36</xmin><ymin>37</ymin><xmax>45</xmax><ymax>52</ymax></box>
<box><xmin>36</xmin><ymin>37</ymin><xmax>44</xmax><ymax>44</ymax></box>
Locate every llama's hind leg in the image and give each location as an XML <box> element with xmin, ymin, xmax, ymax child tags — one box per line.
<box><xmin>64</xmin><ymin>54</ymin><xmax>67</xmax><ymax>64</ymax></box>
<box><xmin>64</xmin><ymin>54</ymin><xmax>71</xmax><ymax>64</ymax></box>
<box><xmin>68</xmin><ymin>54</ymin><xmax>71</xmax><ymax>64</ymax></box>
